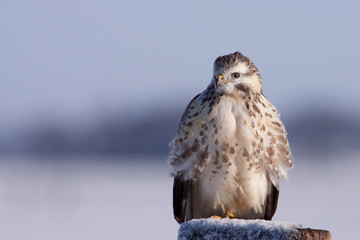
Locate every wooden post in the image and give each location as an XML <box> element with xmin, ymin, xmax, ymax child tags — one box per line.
<box><xmin>297</xmin><ymin>228</ymin><xmax>331</xmax><ymax>240</ymax></box>
<box><xmin>178</xmin><ymin>219</ymin><xmax>331</xmax><ymax>240</ymax></box>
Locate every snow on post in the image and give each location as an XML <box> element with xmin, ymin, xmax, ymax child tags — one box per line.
<box><xmin>178</xmin><ymin>218</ymin><xmax>331</xmax><ymax>240</ymax></box>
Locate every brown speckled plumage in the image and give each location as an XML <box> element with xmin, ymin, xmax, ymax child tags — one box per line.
<box><xmin>169</xmin><ymin>51</ymin><xmax>292</xmax><ymax>224</ymax></box>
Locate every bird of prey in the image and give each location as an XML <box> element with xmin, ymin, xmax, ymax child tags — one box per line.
<box><xmin>168</xmin><ymin>52</ymin><xmax>293</xmax><ymax>223</ymax></box>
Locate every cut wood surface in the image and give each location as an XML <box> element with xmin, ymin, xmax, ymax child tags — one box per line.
<box><xmin>297</xmin><ymin>228</ymin><xmax>331</xmax><ymax>240</ymax></box>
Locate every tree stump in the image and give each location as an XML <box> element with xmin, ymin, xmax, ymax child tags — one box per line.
<box><xmin>178</xmin><ymin>219</ymin><xmax>331</xmax><ymax>240</ymax></box>
<box><xmin>297</xmin><ymin>228</ymin><xmax>331</xmax><ymax>240</ymax></box>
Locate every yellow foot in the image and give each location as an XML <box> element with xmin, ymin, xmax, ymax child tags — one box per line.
<box><xmin>225</xmin><ymin>210</ymin><xmax>236</xmax><ymax>219</ymax></box>
<box><xmin>211</xmin><ymin>215</ymin><xmax>223</xmax><ymax>219</ymax></box>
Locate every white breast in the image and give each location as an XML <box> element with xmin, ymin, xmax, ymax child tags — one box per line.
<box><xmin>193</xmin><ymin>96</ymin><xmax>270</xmax><ymax>218</ymax></box>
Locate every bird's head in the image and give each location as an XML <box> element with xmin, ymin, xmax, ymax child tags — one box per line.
<box><xmin>209</xmin><ymin>52</ymin><xmax>262</xmax><ymax>94</ymax></box>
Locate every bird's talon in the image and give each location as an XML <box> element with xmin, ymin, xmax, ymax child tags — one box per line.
<box><xmin>225</xmin><ymin>210</ymin><xmax>236</xmax><ymax>219</ymax></box>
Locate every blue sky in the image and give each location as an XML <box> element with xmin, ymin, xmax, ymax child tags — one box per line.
<box><xmin>1</xmin><ymin>0</ymin><xmax>359</xmax><ymax>133</ymax></box>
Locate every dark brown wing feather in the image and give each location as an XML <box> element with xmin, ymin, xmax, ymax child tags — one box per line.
<box><xmin>264</xmin><ymin>183</ymin><xmax>279</xmax><ymax>220</ymax></box>
<box><xmin>172</xmin><ymin>93</ymin><xmax>202</xmax><ymax>223</ymax></box>
<box><xmin>173</xmin><ymin>177</ymin><xmax>192</xmax><ymax>223</ymax></box>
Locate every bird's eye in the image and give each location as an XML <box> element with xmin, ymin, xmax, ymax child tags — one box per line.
<box><xmin>231</xmin><ymin>72</ymin><xmax>241</xmax><ymax>78</ymax></box>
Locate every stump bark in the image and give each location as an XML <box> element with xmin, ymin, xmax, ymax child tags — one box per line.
<box><xmin>297</xmin><ymin>228</ymin><xmax>331</xmax><ymax>240</ymax></box>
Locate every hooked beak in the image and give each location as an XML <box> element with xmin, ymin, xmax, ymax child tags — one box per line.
<box><xmin>217</xmin><ymin>74</ymin><xmax>224</xmax><ymax>86</ymax></box>
<box><xmin>217</xmin><ymin>74</ymin><xmax>229</xmax><ymax>86</ymax></box>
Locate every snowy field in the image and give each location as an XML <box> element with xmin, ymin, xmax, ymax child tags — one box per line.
<box><xmin>0</xmin><ymin>153</ymin><xmax>359</xmax><ymax>240</ymax></box>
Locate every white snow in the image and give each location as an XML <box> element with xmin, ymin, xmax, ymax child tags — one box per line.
<box><xmin>0</xmin><ymin>152</ymin><xmax>359</xmax><ymax>239</ymax></box>
<box><xmin>178</xmin><ymin>218</ymin><xmax>301</xmax><ymax>240</ymax></box>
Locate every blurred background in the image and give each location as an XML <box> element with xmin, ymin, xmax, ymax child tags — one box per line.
<box><xmin>0</xmin><ymin>0</ymin><xmax>359</xmax><ymax>239</ymax></box>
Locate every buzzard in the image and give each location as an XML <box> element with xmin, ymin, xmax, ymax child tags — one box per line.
<box><xmin>169</xmin><ymin>52</ymin><xmax>293</xmax><ymax>223</ymax></box>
